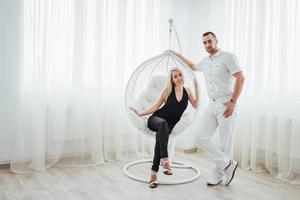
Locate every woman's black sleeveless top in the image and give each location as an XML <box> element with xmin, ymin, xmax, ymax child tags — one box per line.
<box><xmin>152</xmin><ymin>87</ymin><xmax>188</xmax><ymax>128</ymax></box>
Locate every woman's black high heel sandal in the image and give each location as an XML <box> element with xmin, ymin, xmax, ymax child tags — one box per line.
<box><xmin>162</xmin><ymin>159</ymin><xmax>173</xmax><ymax>175</ymax></box>
<box><xmin>149</xmin><ymin>171</ymin><xmax>158</xmax><ymax>188</ymax></box>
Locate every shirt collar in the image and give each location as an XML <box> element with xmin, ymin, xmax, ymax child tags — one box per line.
<box><xmin>209</xmin><ymin>49</ymin><xmax>222</xmax><ymax>59</ymax></box>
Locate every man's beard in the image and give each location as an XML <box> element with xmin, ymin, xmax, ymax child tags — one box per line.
<box><xmin>206</xmin><ymin>47</ymin><xmax>216</xmax><ymax>54</ymax></box>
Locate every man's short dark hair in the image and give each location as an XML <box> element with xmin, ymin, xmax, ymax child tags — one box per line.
<box><xmin>202</xmin><ymin>32</ymin><xmax>217</xmax><ymax>38</ymax></box>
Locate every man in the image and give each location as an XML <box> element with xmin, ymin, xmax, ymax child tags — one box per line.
<box><xmin>172</xmin><ymin>32</ymin><xmax>245</xmax><ymax>186</ymax></box>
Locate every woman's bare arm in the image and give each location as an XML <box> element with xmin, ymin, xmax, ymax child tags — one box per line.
<box><xmin>187</xmin><ymin>79</ymin><xmax>199</xmax><ymax>109</ymax></box>
<box><xmin>130</xmin><ymin>88</ymin><xmax>167</xmax><ymax>117</ymax></box>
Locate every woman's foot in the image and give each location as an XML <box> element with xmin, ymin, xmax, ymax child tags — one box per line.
<box><xmin>149</xmin><ymin>171</ymin><xmax>158</xmax><ymax>188</ymax></box>
<box><xmin>162</xmin><ymin>158</ymin><xmax>172</xmax><ymax>175</ymax></box>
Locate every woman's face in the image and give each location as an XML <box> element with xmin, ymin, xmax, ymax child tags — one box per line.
<box><xmin>171</xmin><ymin>70</ymin><xmax>184</xmax><ymax>86</ymax></box>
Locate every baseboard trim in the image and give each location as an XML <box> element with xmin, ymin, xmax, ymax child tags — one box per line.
<box><xmin>0</xmin><ymin>163</ymin><xmax>10</xmax><ymax>169</ymax></box>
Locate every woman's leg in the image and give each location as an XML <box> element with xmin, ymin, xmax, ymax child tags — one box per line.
<box><xmin>152</xmin><ymin>135</ymin><xmax>161</xmax><ymax>172</ymax></box>
<box><xmin>148</xmin><ymin>116</ymin><xmax>171</xmax><ymax>172</ymax></box>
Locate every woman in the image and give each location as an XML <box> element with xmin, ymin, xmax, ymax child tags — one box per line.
<box><xmin>131</xmin><ymin>67</ymin><xmax>198</xmax><ymax>188</ymax></box>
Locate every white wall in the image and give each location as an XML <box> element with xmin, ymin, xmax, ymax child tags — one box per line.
<box><xmin>173</xmin><ymin>0</ymin><xmax>226</xmax><ymax>60</ymax></box>
<box><xmin>0</xmin><ymin>0</ymin><xmax>22</xmax><ymax>163</ymax></box>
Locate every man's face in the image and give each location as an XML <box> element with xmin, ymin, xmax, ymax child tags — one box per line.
<box><xmin>202</xmin><ymin>34</ymin><xmax>218</xmax><ymax>54</ymax></box>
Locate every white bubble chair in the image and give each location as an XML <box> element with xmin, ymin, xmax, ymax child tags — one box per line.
<box><xmin>123</xmin><ymin>20</ymin><xmax>201</xmax><ymax>185</ymax></box>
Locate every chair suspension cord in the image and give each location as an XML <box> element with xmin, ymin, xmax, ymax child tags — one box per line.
<box><xmin>168</xmin><ymin>18</ymin><xmax>183</xmax><ymax>54</ymax></box>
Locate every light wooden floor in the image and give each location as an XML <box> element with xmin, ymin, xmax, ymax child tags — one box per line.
<box><xmin>0</xmin><ymin>151</ymin><xmax>300</xmax><ymax>200</ymax></box>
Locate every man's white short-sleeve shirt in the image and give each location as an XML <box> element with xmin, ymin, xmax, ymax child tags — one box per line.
<box><xmin>196</xmin><ymin>50</ymin><xmax>241</xmax><ymax>100</ymax></box>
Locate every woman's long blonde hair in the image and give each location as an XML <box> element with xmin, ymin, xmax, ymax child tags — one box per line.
<box><xmin>164</xmin><ymin>67</ymin><xmax>184</xmax><ymax>101</ymax></box>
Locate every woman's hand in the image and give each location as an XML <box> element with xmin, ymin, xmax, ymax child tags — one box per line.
<box><xmin>187</xmin><ymin>77</ymin><xmax>199</xmax><ymax>109</ymax></box>
<box><xmin>130</xmin><ymin>107</ymin><xmax>143</xmax><ymax>117</ymax></box>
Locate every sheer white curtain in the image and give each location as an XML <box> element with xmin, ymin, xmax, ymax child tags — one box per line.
<box><xmin>222</xmin><ymin>0</ymin><xmax>300</xmax><ymax>184</ymax></box>
<box><xmin>11</xmin><ymin>0</ymin><xmax>175</xmax><ymax>173</ymax></box>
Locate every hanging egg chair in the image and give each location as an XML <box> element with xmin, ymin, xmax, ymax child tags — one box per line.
<box><xmin>123</xmin><ymin>19</ymin><xmax>200</xmax><ymax>185</ymax></box>
<box><xmin>125</xmin><ymin>50</ymin><xmax>198</xmax><ymax>137</ymax></box>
